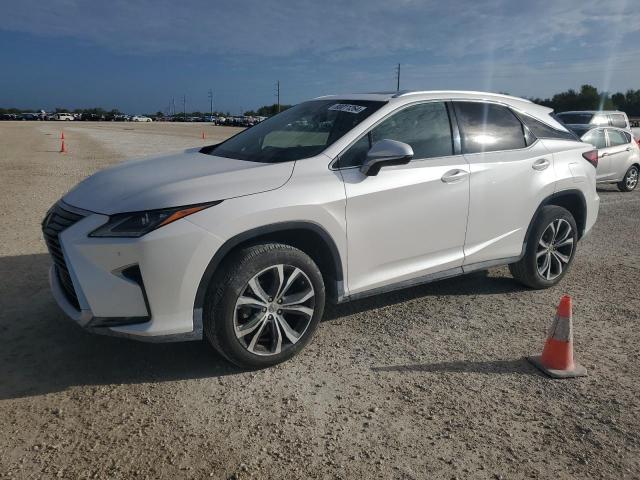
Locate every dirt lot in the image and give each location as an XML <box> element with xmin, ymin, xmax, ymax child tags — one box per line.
<box><xmin>1</xmin><ymin>121</ymin><xmax>639</xmax><ymax>479</ymax></box>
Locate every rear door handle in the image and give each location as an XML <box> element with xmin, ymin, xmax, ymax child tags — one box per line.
<box><xmin>532</xmin><ymin>158</ymin><xmax>550</xmax><ymax>171</ymax></box>
<box><xmin>441</xmin><ymin>169</ymin><xmax>469</xmax><ymax>183</ymax></box>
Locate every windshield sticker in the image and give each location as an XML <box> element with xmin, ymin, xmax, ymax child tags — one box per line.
<box><xmin>328</xmin><ymin>104</ymin><xmax>367</xmax><ymax>114</ymax></box>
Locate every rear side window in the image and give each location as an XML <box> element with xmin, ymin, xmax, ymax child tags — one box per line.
<box><xmin>454</xmin><ymin>102</ymin><xmax>527</xmax><ymax>154</ymax></box>
<box><xmin>608</xmin><ymin>129</ymin><xmax>630</xmax><ymax>146</ymax></box>
<box><xmin>582</xmin><ymin>129</ymin><xmax>606</xmax><ymax>149</ymax></box>
<box><xmin>519</xmin><ymin>113</ymin><xmax>577</xmax><ymax>141</ymax></box>
<box><xmin>336</xmin><ymin>102</ymin><xmax>453</xmax><ymax>168</ymax></box>
<box><xmin>556</xmin><ymin>113</ymin><xmax>593</xmax><ymax>124</ymax></box>
<box><xmin>609</xmin><ymin>114</ymin><xmax>627</xmax><ymax>129</ymax></box>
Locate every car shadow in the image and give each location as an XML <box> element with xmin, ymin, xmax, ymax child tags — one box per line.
<box><xmin>0</xmin><ymin>254</ymin><xmax>527</xmax><ymax>400</ymax></box>
<box><xmin>0</xmin><ymin>253</ymin><xmax>241</xmax><ymax>400</ymax></box>
<box><xmin>324</xmin><ymin>269</ymin><xmax>524</xmax><ymax>320</ymax></box>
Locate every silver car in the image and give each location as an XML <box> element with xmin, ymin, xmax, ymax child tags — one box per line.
<box><xmin>569</xmin><ymin>125</ymin><xmax>639</xmax><ymax>192</ymax></box>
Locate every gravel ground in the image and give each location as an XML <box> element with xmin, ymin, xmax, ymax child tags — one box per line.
<box><xmin>0</xmin><ymin>121</ymin><xmax>639</xmax><ymax>479</ymax></box>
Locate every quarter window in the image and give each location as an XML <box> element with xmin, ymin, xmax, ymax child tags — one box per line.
<box><xmin>337</xmin><ymin>102</ymin><xmax>453</xmax><ymax>168</ymax></box>
<box><xmin>454</xmin><ymin>102</ymin><xmax>527</xmax><ymax>154</ymax></box>
<box><xmin>607</xmin><ymin>129</ymin><xmax>630</xmax><ymax>147</ymax></box>
<box><xmin>582</xmin><ymin>129</ymin><xmax>606</xmax><ymax>149</ymax></box>
<box><xmin>609</xmin><ymin>114</ymin><xmax>627</xmax><ymax>129</ymax></box>
<box><xmin>519</xmin><ymin>113</ymin><xmax>577</xmax><ymax>141</ymax></box>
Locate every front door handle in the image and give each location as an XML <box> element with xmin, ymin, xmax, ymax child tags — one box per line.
<box><xmin>532</xmin><ymin>158</ymin><xmax>551</xmax><ymax>171</ymax></box>
<box><xmin>441</xmin><ymin>169</ymin><xmax>469</xmax><ymax>183</ymax></box>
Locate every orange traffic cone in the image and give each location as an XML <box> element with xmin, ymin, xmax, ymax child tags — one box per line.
<box><xmin>60</xmin><ymin>131</ymin><xmax>65</xmax><ymax>140</ymax></box>
<box><xmin>60</xmin><ymin>139</ymin><xmax>66</xmax><ymax>153</ymax></box>
<box><xmin>201</xmin><ymin>131</ymin><xmax>206</xmax><ymax>140</ymax></box>
<box><xmin>528</xmin><ymin>295</ymin><xmax>587</xmax><ymax>378</ymax></box>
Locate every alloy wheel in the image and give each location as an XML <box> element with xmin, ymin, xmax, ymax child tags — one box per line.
<box><xmin>233</xmin><ymin>264</ymin><xmax>315</xmax><ymax>356</ymax></box>
<box><xmin>625</xmin><ymin>167</ymin><xmax>638</xmax><ymax>190</ymax></box>
<box><xmin>536</xmin><ymin>218</ymin><xmax>574</xmax><ymax>281</ymax></box>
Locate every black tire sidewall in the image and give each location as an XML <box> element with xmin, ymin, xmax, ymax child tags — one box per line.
<box><xmin>523</xmin><ymin>205</ymin><xmax>578</xmax><ymax>288</ymax></box>
<box><xmin>205</xmin><ymin>244</ymin><xmax>325</xmax><ymax>369</ymax></box>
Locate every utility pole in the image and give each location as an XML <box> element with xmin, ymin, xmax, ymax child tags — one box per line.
<box><xmin>208</xmin><ymin>89</ymin><xmax>213</xmax><ymax>120</ymax></box>
<box><xmin>276</xmin><ymin>80</ymin><xmax>280</xmax><ymax>113</ymax></box>
<box><xmin>182</xmin><ymin>95</ymin><xmax>186</xmax><ymax>122</ymax></box>
<box><xmin>171</xmin><ymin>97</ymin><xmax>176</xmax><ymax>116</ymax></box>
<box><xmin>395</xmin><ymin>63</ymin><xmax>401</xmax><ymax>92</ymax></box>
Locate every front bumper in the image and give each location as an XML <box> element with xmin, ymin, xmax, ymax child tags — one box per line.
<box><xmin>45</xmin><ymin>202</ymin><xmax>223</xmax><ymax>341</ymax></box>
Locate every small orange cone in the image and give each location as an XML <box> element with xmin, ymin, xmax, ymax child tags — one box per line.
<box><xmin>201</xmin><ymin>131</ymin><xmax>206</xmax><ymax>140</ymax></box>
<box><xmin>60</xmin><ymin>131</ymin><xmax>65</xmax><ymax>140</ymax></box>
<box><xmin>528</xmin><ymin>295</ymin><xmax>587</xmax><ymax>378</ymax></box>
<box><xmin>60</xmin><ymin>139</ymin><xmax>66</xmax><ymax>153</ymax></box>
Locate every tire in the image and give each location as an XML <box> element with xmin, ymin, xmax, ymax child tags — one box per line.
<box><xmin>617</xmin><ymin>165</ymin><xmax>639</xmax><ymax>192</ymax></box>
<box><xmin>203</xmin><ymin>243</ymin><xmax>325</xmax><ymax>369</ymax></box>
<box><xmin>509</xmin><ymin>205</ymin><xmax>578</xmax><ymax>289</ymax></box>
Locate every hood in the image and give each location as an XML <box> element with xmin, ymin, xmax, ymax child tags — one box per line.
<box><xmin>63</xmin><ymin>148</ymin><xmax>294</xmax><ymax>214</ymax></box>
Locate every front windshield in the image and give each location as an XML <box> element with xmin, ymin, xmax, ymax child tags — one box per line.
<box><xmin>208</xmin><ymin>100</ymin><xmax>385</xmax><ymax>163</ymax></box>
<box><xmin>556</xmin><ymin>113</ymin><xmax>594</xmax><ymax>124</ymax></box>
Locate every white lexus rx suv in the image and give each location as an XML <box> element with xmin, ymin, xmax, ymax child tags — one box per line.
<box><xmin>43</xmin><ymin>91</ymin><xmax>600</xmax><ymax>368</ymax></box>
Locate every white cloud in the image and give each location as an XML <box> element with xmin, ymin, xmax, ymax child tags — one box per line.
<box><xmin>2</xmin><ymin>0</ymin><xmax>639</xmax><ymax>60</ymax></box>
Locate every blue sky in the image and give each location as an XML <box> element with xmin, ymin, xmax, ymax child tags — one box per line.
<box><xmin>1</xmin><ymin>0</ymin><xmax>639</xmax><ymax>114</ymax></box>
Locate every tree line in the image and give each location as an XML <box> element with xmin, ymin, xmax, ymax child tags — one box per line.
<box><xmin>530</xmin><ymin>84</ymin><xmax>640</xmax><ymax>117</ymax></box>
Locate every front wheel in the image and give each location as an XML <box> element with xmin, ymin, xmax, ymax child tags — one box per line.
<box><xmin>509</xmin><ymin>205</ymin><xmax>578</xmax><ymax>289</ymax></box>
<box><xmin>618</xmin><ymin>165</ymin><xmax>639</xmax><ymax>192</ymax></box>
<box><xmin>204</xmin><ymin>243</ymin><xmax>325</xmax><ymax>369</ymax></box>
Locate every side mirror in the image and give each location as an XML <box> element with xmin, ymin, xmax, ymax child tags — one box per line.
<box><xmin>360</xmin><ymin>139</ymin><xmax>414</xmax><ymax>176</ymax></box>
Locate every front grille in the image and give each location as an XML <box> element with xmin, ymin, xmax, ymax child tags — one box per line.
<box><xmin>42</xmin><ymin>202</ymin><xmax>86</xmax><ymax>310</ymax></box>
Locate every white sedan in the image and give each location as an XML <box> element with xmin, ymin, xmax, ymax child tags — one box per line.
<box><xmin>131</xmin><ymin>115</ymin><xmax>153</xmax><ymax>122</ymax></box>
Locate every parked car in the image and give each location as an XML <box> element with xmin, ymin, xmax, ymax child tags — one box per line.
<box><xmin>568</xmin><ymin>125</ymin><xmax>639</xmax><ymax>192</ymax></box>
<box><xmin>54</xmin><ymin>113</ymin><xmax>74</xmax><ymax>121</ymax></box>
<box><xmin>20</xmin><ymin>113</ymin><xmax>40</xmax><ymax>121</ymax></box>
<box><xmin>1</xmin><ymin>113</ymin><xmax>18</xmax><ymax>120</ymax></box>
<box><xmin>556</xmin><ymin>110</ymin><xmax>631</xmax><ymax>130</ymax></box>
<box><xmin>43</xmin><ymin>91</ymin><xmax>599</xmax><ymax>368</ymax></box>
<box><xmin>80</xmin><ymin>113</ymin><xmax>104</xmax><ymax>121</ymax></box>
<box><xmin>132</xmin><ymin>115</ymin><xmax>152</xmax><ymax>122</ymax></box>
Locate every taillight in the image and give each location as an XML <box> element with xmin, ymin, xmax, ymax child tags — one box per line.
<box><xmin>582</xmin><ymin>150</ymin><xmax>598</xmax><ymax>168</ymax></box>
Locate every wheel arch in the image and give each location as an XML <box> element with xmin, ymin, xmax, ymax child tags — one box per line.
<box><xmin>193</xmin><ymin>222</ymin><xmax>345</xmax><ymax>329</ymax></box>
<box><xmin>523</xmin><ymin>189</ymin><xmax>587</xmax><ymax>254</ymax></box>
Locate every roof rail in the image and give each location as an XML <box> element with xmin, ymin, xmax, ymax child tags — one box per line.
<box><xmin>392</xmin><ymin>90</ymin><xmax>533</xmax><ymax>103</ymax></box>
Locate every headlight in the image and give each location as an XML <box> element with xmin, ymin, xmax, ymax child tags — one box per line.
<box><xmin>89</xmin><ymin>202</ymin><xmax>221</xmax><ymax>238</ymax></box>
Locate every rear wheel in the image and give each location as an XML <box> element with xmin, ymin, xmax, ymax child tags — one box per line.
<box><xmin>204</xmin><ymin>243</ymin><xmax>325</xmax><ymax>368</ymax></box>
<box><xmin>617</xmin><ymin>165</ymin><xmax>639</xmax><ymax>192</ymax></box>
<box><xmin>509</xmin><ymin>205</ymin><xmax>578</xmax><ymax>289</ymax></box>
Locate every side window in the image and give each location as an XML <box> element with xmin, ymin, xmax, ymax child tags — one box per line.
<box><xmin>592</xmin><ymin>114</ymin><xmax>609</xmax><ymax>126</ymax></box>
<box><xmin>369</xmin><ymin>102</ymin><xmax>453</xmax><ymax>159</ymax></box>
<box><xmin>519</xmin><ymin>113</ymin><xmax>577</xmax><ymax>141</ymax></box>
<box><xmin>608</xmin><ymin>129</ymin><xmax>629</xmax><ymax>147</ymax></box>
<box><xmin>582</xmin><ymin>129</ymin><xmax>606</xmax><ymax>149</ymax></box>
<box><xmin>336</xmin><ymin>102</ymin><xmax>453</xmax><ymax>168</ymax></box>
<box><xmin>609</xmin><ymin>114</ymin><xmax>627</xmax><ymax>129</ymax></box>
<box><xmin>454</xmin><ymin>102</ymin><xmax>527</xmax><ymax>154</ymax></box>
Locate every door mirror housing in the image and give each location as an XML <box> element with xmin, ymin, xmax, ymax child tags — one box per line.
<box><xmin>360</xmin><ymin>139</ymin><xmax>414</xmax><ymax>176</ymax></box>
